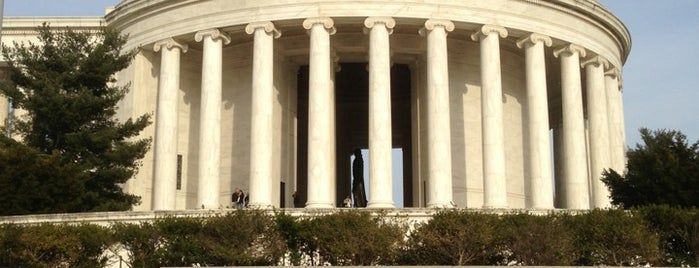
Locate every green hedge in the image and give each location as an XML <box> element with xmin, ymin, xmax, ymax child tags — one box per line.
<box><xmin>2</xmin><ymin>207</ymin><xmax>698</xmax><ymax>267</ymax></box>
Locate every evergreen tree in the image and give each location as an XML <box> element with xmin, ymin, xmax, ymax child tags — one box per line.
<box><xmin>602</xmin><ymin>128</ymin><xmax>699</xmax><ymax>208</ymax></box>
<box><xmin>0</xmin><ymin>23</ymin><xmax>150</xmax><ymax>215</ymax></box>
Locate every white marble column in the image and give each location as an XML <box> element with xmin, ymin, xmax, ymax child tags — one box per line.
<box><xmin>152</xmin><ymin>38</ymin><xmax>188</xmax><ymax>210</ymax></box>
<box><xmin>0</xmin><ymin>96</ymin><xmax>8</xmax><ymax>135</ymax></box>
<box><xmin>195</xmin><ymin>29</ymin><xmax>230</xmax><ymax>209</ymax></box>
<box><xmin>365</xmin><ymin>17</ymin><xmax>396</xmax><ymax>208</ymax></box>
<box><xmin>303</xmin><ymin>17</ymin><xmax>336</xmax><ymax>208</ymax></box>
<box><xmin>553</xmin><ymin>44</ymin><xmax>590</xmax><ymax>209</ymax></box>
<box><xmin>471</xmin><ymin>25</ymin><xmax>509</xmax><ymax>209</ymax></box>
<box><xmin>583</xmin><ymin>56</ymin><xmax>612</xmax><ymax>208</ymax></box>
<box><xmin>246</xmin><ymin>22</ymin><xmax>281</xmax><ymax>208</ymax></box>
<box><xmin>617</xmin><ymin>76</ymin><xmax>627</xmax><ymax>167</ymax></box>
<box><xmin>419</xmin><ymin>19</ymin><xmax>454</xmax><ymax>208</ymax></box>
<box><xmin>516</xmin><ymin>33</ymin><xmax>554</xmax><ymax>209</ymax></box>
<box><xmin>605</xmin><ymin>68</ymin><xmax>626</xmax><ymax>174</ymax></box>
<box><xmin>553</xmin><ymin>123</ymin><xmax>565</xmax><ymax>208</ymax></box>
<box><xmin>330</xmin><ymin>50</ymin><xmax>339</xmax><ymax>206</ymax></box>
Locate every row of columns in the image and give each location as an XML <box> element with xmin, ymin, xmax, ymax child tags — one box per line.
<box><xmin>149</xmin><ymin>17</ymin><xmax>625</xmax><ymax>210</ymax></box>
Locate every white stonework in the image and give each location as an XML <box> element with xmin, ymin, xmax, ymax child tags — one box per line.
<box><xmin>0</xmin><ymin>0</ymin><xmax>631</xmax><ymax>210</ymax></box>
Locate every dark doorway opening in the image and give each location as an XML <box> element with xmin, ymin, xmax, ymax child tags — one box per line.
<box><xmin>296</xmin><ymin>63</ymin><xmax>413</xmax><ymax>207</ymax></box>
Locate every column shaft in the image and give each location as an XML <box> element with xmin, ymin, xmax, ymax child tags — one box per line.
<box><xmin>605</xmin><ymin>69</ymin><xmax>626</xmax><ymax>173</ymax></box>
<box><xmin>330</xmin><ymin>50</ymin><xmax>339</xmax><ymax>206</ymax></box>
<box><xmin>553</xmin><ymin>123</ymin><xmax>565</xmax><ymax>208</ymax></box>
<box><xmin>366</xmin><ymin>17</ymin><xmax>395</xmax><ymax>208</ymax></box>
<box><xmin>152</xmin><ymin>39</ymin><xmax>187</xmax><ymax>210</ymax></box>
<box><xmin>617</xmin><ymin>83</ymin><xmax>627</xmax><ymax>166</ymax></box>
<box><xmin>0</xmin><ymin>96</ymin><xmax>7</xmax><ymax>136</ymax></box>
<box><xmin>472</xmin><ymin>25</ymin><xmax>508</xmax><ymax>208</ymax></box>
<box><xmin>420</xmin><ymin>20</ymin><xmax>454</xmax><ymax>207</ymax></box>
<box><xmin>554</xmin><ymin>44</ymin><xmax>590</xmax><ymax>209</ymax></box>
<box><xmin>303</xmin><ymin>18</ymin><xmax>335</xmax><ymax>208</ymax></box>
<box><xmin>246</xmin><ymin>22</ymin><xmax>280</xmax><ymax>208</ymax></box>
<box><xmin>195</xmin><ymin>29</ymin><xmax>230</xmax><ymax>209</ymax></box>
<box><xmin>517</xmin><ymin>33</ymin><xmax>554</xmax><ymax>209</ymax></box>
<box><xmin>583</xmin><ymin>57</ymin><xmax>612</xmax><ymax>208</ymax></box>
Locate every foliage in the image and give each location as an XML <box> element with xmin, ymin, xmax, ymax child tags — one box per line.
<box><xmin>637</xmin><ymin>205</ymin><xmax>699</xmax><ymax>266</ymax></box>
<box><xmin>152</xmin><ymin>216</ymin><xmax>208</xmax><ymax>266</ymax></box>
<box><xmin>275</xmin><ymin>212</ymin><xmax>305</xmax><ymax>265</ymax></box>
<box><xmin>112</xmin><ymin>211</ymin><xmax>287</xmax><ymax>267</ymax></box>
<box><xmin>602</xmin><ymin>128</ymin><xmax>699</xmax><ymax>208</ymax></box>
<box><xmin>0</xmin><ymin>23</ymin><xmax>150</xmax><ymax>215</ymax></box>
<box><xmin>1</xmin><ymin>209</ymin><xmax>694</xmax><ymax>266</ymax></box>
<box><xmin>112</xmin><ymin>222</ymin><xmax>162</xmax><ymax>268</ymax></box>
<box><xmin>565</xmin><ymin>209</ymin><xmax>660</xmax><ymax>266</ymax></box>
<box><xmin>497</xmin><ymin>213</ymin><xmax>575</xmax><ymax>265</ymax></box>
<box><xmin>0</xmin><ymin>136</ymin><xmax>87</xmax><ymax>215</ymax></box>
<box><xmin>401</xmin><ymin>210</ymin><xmax>501</xmax><ymax>265</ymax></box>
<box><xmin>198</xmin><ymin>210</ymin><xmax>287</xmax><ymax>266</ymax></box>
<box><xmin>0</xmin><ymin>223</ymin><xmax>112</xmax><ymax>267</ymax></box>
<box><xmin>296</xmin><ymin>210</ymin><xmax>406</xmax><ymax>265</ymax></box>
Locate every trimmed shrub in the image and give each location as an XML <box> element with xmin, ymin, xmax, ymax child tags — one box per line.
<box><xmin>198</xmin><ymin>210</ymin><xmax>287</xmax><ymax>265</ymax></box>
<box><xmin>275</xmin><ymin>212</ymin><xmax>305</xmax><ymax>265</ymax></box>
<box><xmin>296</xmin><ymin>210</ymin><xmax>405</xmax><ymax>265</ymax></box>
<box><xmin>566</xmin><ymin>209</ymin><xmax>660</xmax><ymax>266</ymax></box>
<box><xmin>0</xmin><ymin>223</ymin><xmax>111</xmax><ymax>267</ymax></box>
<box><xmin>401</xmin><ymin>210</ymin><xmax>501</xmax><ymax>265</ymax></box>
<box><xmin>637</xmin><ymin>205</ymin><xmax>699</xmax><ymax>266</ymax></box>
<box><xmin>112</xmin><ymin>221</ymin><xmax>162</xmax><ymax>268</ymax></box>
<box><xmin>153</xmin><ymin>216</ymin><xmax>208</xmax><ymax>266</ymax></box>
<box><xmin>497</xmin><ymin>213</ymin><xmax>575</xmax><ymax>265</ymax></box>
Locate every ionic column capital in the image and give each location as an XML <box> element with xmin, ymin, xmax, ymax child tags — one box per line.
<box><xmin>605</xmin><ymin>67</ymin><xmax>621</xmax><ymax>79</ymax></box>
<box><xmin>581</xmin><ymin>55</ymin><xmax>609</xmax><ymax>69</ymax></box>
<box><xmin>245</xmin><ymin>21</ymin><xmax>281</xmax><ymax>38</ymax></box>
<box><xmin>153</xmin><ymin>38</ymin><xmax>188</xmax><ymax>53</ymax></box>
<box><xmin>470</xmin><ymin>24</ymin><xmax>508</xmax><ymax>41</ymax></box>
<box><xmin>516</xmin><ymin>33</ymin><xmax>552</xmax><ymax>49</ymax></box>
<box><xmin>194</xmin><ymin>28</ymin><xmax>231</xmax><ymax>45</ymax></box>
<box><xmin>419</xmin><ymin>19</ymin><xmax>454</xmax><ymax>36</ymax></box>
<box><xmin>364</xmin><ymin>17</ymin><xmax>396</xmax><ymax>34</ymax></box>
<box><xmin>553</xmin><ymin>43</ymin><xmax>587</xmax><ymax>58</ymax></box>
<box><xmin>303</xmin><ymin>17</ymin><xmax>336</xmax><ymax>35</ymax></box>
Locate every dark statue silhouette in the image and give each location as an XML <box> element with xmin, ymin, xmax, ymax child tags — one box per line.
<box><xmin>352</xmin><ymin>149</ymin><xmax>368</xmax><ymax>207</ymax></box>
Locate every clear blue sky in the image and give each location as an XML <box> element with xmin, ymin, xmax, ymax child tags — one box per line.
<box><xmin>4</xmin><ymin>1</ymin><xmax>699</xmax><ymax>207</ymax></box>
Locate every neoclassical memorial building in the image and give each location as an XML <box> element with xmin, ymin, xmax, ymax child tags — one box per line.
<box><xmin>0</xmin><ymin>0</ymin><xmax>630</xmax><ymax>211</ymax></box>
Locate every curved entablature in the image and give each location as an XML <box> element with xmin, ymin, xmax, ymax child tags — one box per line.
<box><xmin>105</xmin><ymin>0</ymin><xmax>630</xmax><ymax>69</ymax></box>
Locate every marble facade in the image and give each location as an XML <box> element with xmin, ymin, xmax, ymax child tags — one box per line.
<box><xmin>0</xmin><ymin>0</ymin><xmax>631</xmax><ymax>211</ymax></box>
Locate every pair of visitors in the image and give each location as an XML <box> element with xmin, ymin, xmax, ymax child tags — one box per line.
<box><xmin>231</xmin><ymin>188</ymin><xmax>246</xmax><ymax>209</ymax></box>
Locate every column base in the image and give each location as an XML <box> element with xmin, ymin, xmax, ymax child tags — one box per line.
<box><xmin>527</xmin><ymin>206</ymin><xmax>555</xmax><ymax>210</ymax></box>
<box><xmin>305</xmin><ymin>202</ymin><xmax>334</xmax><ymax>209</ymax></box>
<box><xmin>246</xmin><ymin>202</ymin><xmax>274</xmax><ymax>209</ymax></box>
<box><xmin>367</xmin><ymin>201</ymin><xmax>395</xmax><ymax>209</ymax></box>
<box><xmin>482</xmin><ymin>205</ymin><xmax>509</xmax><ymax>209</ymax></box>
<box><xmin>427</xmin><ymin>202</ymin><xmax>455</xmax><ymax>208</ymax></box>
